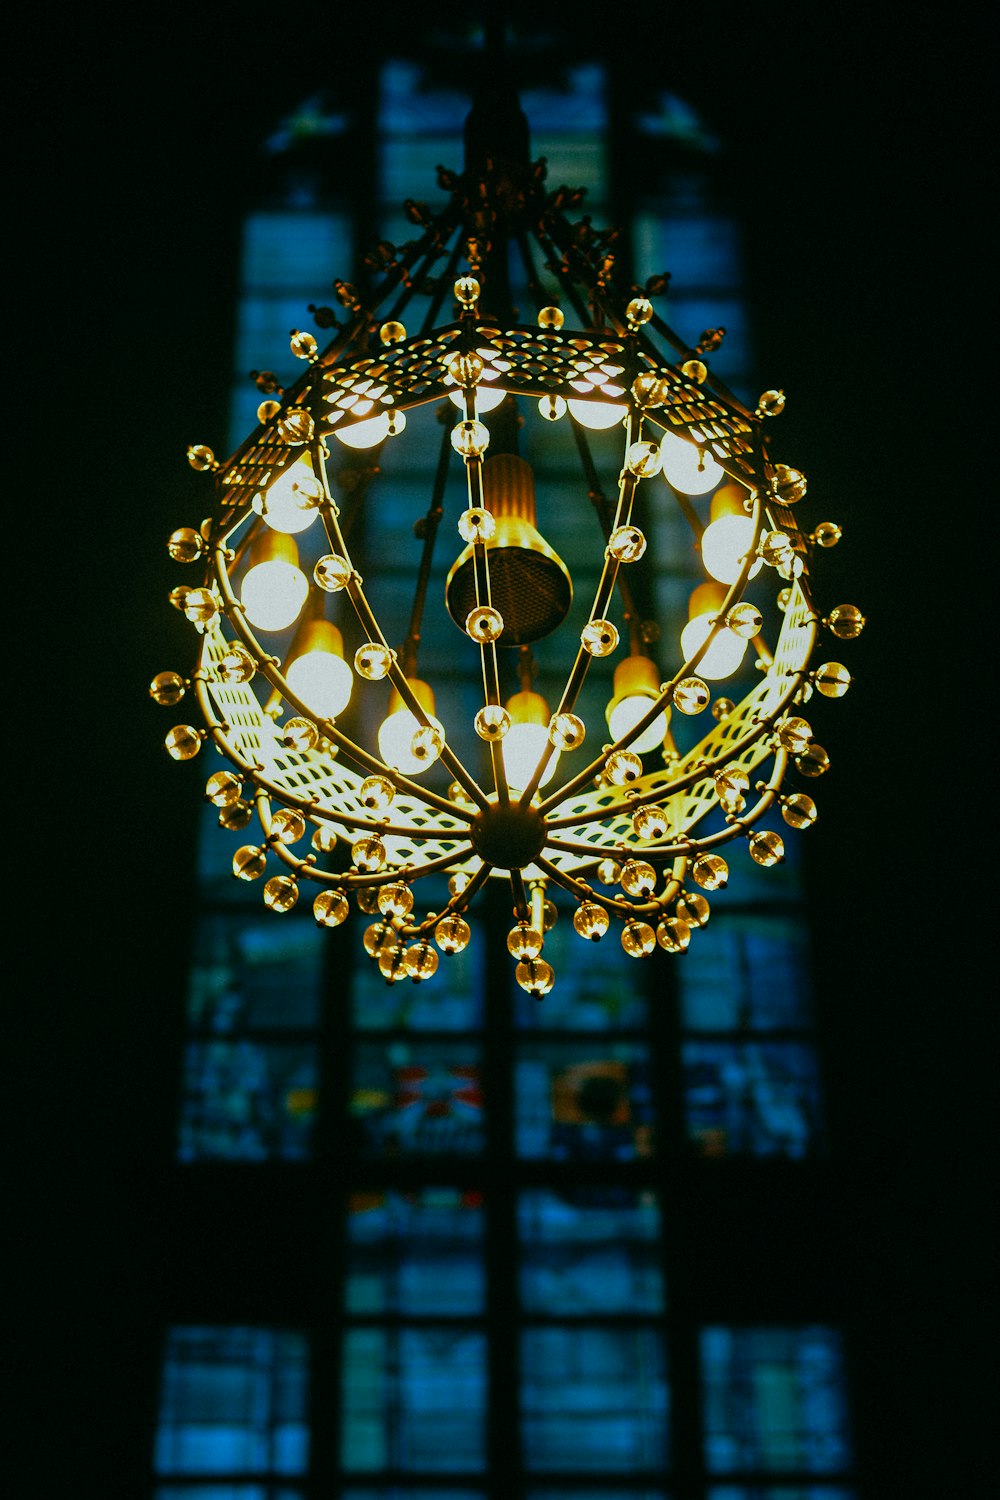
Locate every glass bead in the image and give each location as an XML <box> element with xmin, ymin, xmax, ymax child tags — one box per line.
<box><xmin>516</xmin><ymin>959</ymin><xmax>554</xmax><ymax>996</ymax></box>
<box><xmin>759</xmin><ymin>530</ymin><xmax>793</xmax><ymax>566</ymax></box>
<box><xmin>573</xmin><ymin>902</ymin><xmax>610</xmax><ymax>941</ymax></box>
<box><xmin>257</xmin><ymin>399</ymin><xmax>281</xmax><ymax>424</ymax></box>
<box><xmin>625</xmin><ymin>440</ymin><xmax>663</xmax><ymax>478</ymax></box>
<box><xmin>621</xmin><ymin>920</ymin><xmax>656</xmax><ymax>957</ymax></box>
<box><xmin>360</xmin><ymin>776</ymin><xmax>395</xmax><ymax>812</ymax></box>
<box><xmin>378</xmin><ymin>882</ymin><xmax>414</xmax><ymax>918</ymax></box>
<box><xmin>581</xmin><ymin>618</ymin><xmax>620</xmax><ymax>657</ymax></box>
<box><xmin>270</xmin><ymin>807</ymin><xmax>306</xmax><ymax>844</ymax></box>
<box><xmin>444</xmin><ymin>350</ymin><xmax>485</xmax><ymax>386</ymax></box>
<box><xmin>813</xmin><ymin>521</ymin><xmax>842</xmax><ymax>548</ymax></box>
<box><xmin>281</xmin><ymin>717</ymin><xmax>319</xmax><ymax>751</ymax></box>
<box><xmin>782</xmin><ymin>793</ymin><xmax>818</xmax><ymax>829</ymax></box>
<box><xmin>378</xmin><ymin>943</ymin><xmax>406</xmax><ymax>982</ymax></box>
<box><xmin>187</xmin><ymin>444</ymin><xmax>215</xmax><ymax>471</ymax></box>
<box><xmin>607</xmin><ymin>525</ymin><xmax>647</xmax><ymax>562</ymax></box>
<box><xmin>311</xmin><ymin>824</ymin><xmax>338</xmax><ymax>853</ymax></box>
<box><xmin>631</xmin><ymin>373</ymin><xmax>668</xmax><ymax>407</ymax></box>
<box><xmin>757</xmin><ymin>388</ymin><xmax>786</xmax><ymax>417</ymax></box>
<box><xmin>167</xmin><ymin>526</ymin><xmax>204</xmax><ymax>563</ymax></box>
<box><xmin>748</xmin><ymin>829</ymin><xmax>784</xmax><ymax>866</ymax></box>
<box><xmin>352</xmin><ymin>836</ymin><xmax>386</xmax><ymax>872</ymax></box>
<box><xmin>776</xmin><ymin>588</ymin><xmax>792</xmax><ymax>613</ymax></box>
<box><xmin>711</xmin><ymin>697</ymin><xmax>735</xmax><ymax>721</ymax></box>
<box><xmin>828</xmin><ymin>604</ymin><xmax>866</xmax><ymax>639</ymax></box>
<box><xmin>405</xmin><ymin>941</ymin><xmax>439</xmax><ymax>982</ymax></box>
<box><xmin>673</xmin><ymin>677</ymin><xmax>710</xmax><ymax>715</ymax></box>
<box><xmin>168</xmin><ymin>585</ymin><xmax>192</xmax><ymax>612</ymax></box>
<box><xmin>632</xmin><ymin>803</ymin><xmax>668</xmax><ymax>840</ymax></box>
<box><xmin>656</xmin><ymin>916</ymin><xmax>691</xmax><ymax>953</ymax></box>
<box><xmin>278</xmin><ymin>408</ymin><xmax>314</xmax><ymax>445</ymax></box>
<box><xmin>410</xmin><ymin>724</ymin><xmax>444</xmax><ymax>766</ymax></box>
<box><xmin>508</xmin><ymin>923</ymin><xmax>543</xmax><ymax>960</ymax></box>
<box><xmin>314</xmin><ymin>554</ymin><xmax>353</xmax><ymax>592</ymax></box>
<box><xmin>458</xmin><ymin>506</ymin><xmax>496</xmax><ymax>543</ymax></box>
<box><xmin>625</xmin><ymin>296</ymin><xmax>653</xmax><ymax>325</ymax></box>
<box><xmin>466</xmin><ymin>605</ymin><xmax>504</xmax><ymax>642</ymax></box>
<box><xmin>165</xmin><ymin>725</ymin><xmax>201</xmax><ymax>761</ymax></box>
<box><xmin>354</xmin><ymin>643</ymin><xmax>394</xmax><ymax>680</ymax></box>
<box><xmin>815</xmin><ymin>662</ymin><xmax>852</xmax><ymax>698</ymax></box>
<box><xmin>606</xmin><ymin>749</ymin><xmax>642</xmax><ymax>785</ymax></box>
<box><xmin>475</xmin><ymin>704</ymin><xmax>510</xmax><ymax>740</ymax></box>
<box><xmin>379</xmin><ymin>320</ymin><xmax>406</xmax><ymax>344</ymax></box>
<box><xmin>677</xmin><ymin>892</ymin><xmax>710</xmax><ymax>927</ymax></box>
<box><xmin>451</xmin><ymin>419</ymin><xmax>490</xmax><ymax>457</ymax></box>
<box><xmin>182</xmin><ymin>587</ymin><xmax>219</xmax><ymax>628</ymax></box>
<box><xmin>313</xmin><ymin>890</ymin><xmax>349</xmax><ymax>927</ymax></box>
<box><xmin>681</xmin><ymin>359</ymin><xmax>708</xmax><ymax>384</ymax></box>
<box><xmin>149</xmin><ymin>670</ymin><xmax>185</xmax><ymax>706</ymax></box>
<box><xmin>219</xmin><ymin>800</ymin><xmax>252</xmax><ymax>831</ymax></box>
<box><xmin>233</xmin><ymin>845</ymin><xmax>267</xmax><ymax>881</ymax></box>
<box><xmin>448</xmin><ymin>872</ymin><xmax>470</xmax><ymax>896</ymax></box>
<box><xmin>692</xmin><ymin>852</ymin><xmax>728</xmax><ymax>890</ymax></box>
<box><xmin>205</xmin><ymin>770</ymin><xmax>242</xmax><ymax>807</ymax></box>
<box><xmin>795</xmin><ymin>742</ymin><xmax>830</xmax><ymax>778</ymax></box>
<box><xmin>454</xmin><ymin>276</ymin><xmax>480</xmax><ymax>305</ymax></box>
<box><xmin>541</xmin><ymin>900</ymin><xmax>557</xmax><ymax>933</ymax></box>
<box><xmin>714</xmin><ymin>765</ymin><xmax>749</xmax><ymax>812</ymax></box>
<box><xmin>777</xmin><ymin>552</ymin><xmax>804</xmax><ymax>581</ymax></box>
<box><xmin>363</xmin><ymin>921</ymin><xmax>392</xmax><ymax>957</ymax></box>
<box><xmin>726</xmin><ymin>602</ymin><xmax>763</xmax><ymax>638</ymax></box>
<box><xmin>548</xmin><ymin>713</ymin><xmax>585</xmax><ymax>751</ymax></box>
<box><xmin>597</xmin><ymin>858</ymin><xmax>622</xmax><ymax>885</ymax></box>
<box><xmin>218</xmin><ymin>644</ymin><xmax>256</xmax><ymax>683</ymax></box>
<box><xmin>774</xmin><ymin>463</ymin><xmax>807</xmax><ymax>503</ymax></box>
<box><xmin>777</xmin><ymin>716</ymin><xmax>813</xmax><ymax>754</ymax></box>
<box><xmin>264</xmin><ymin>875</ymin><xmax>299</xmax><ymax>912</ymax></box>
<box><xmin>290</xmin><ymin>329</ymin><xmax>317</xmax><ymax>360</ymax></box>
<box><xmin>537</xmin><ymin>305</ymin><xmax>564</xmax><ymax>330</ymax></box>
<box><xmin>435</xmin><ymin>914</ymin><xmax>471</xmax><ymax>954</ymax></box>
<box><xmin>538</xmin><ymin>394</ymin><xmax>567</xmax><ymax>421</ymax></box>
<box><xmin>621</xmin><ymin>859</ymin><xmax>656</xmax><ymax>897</ymax></box>
<box><xmin>357</xmin><ymin>888</ymin><xmax>380</xmax><ymax>914</ymax></box>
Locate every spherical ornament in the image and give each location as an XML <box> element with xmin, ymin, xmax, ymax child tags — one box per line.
<box><xmin>625</xmin><ymin>296</ymin><xmax>653</xmax><ymax>326</ymax></box>
<box><xmin>458</xmin><ymin>506</ymin><xmax>496</xmax><ymax>543</ymax></box>
<box><xmin>508</xmin><ymin>923</ymin><xmax>543</xmax><ymax>961</ymax></box>
<box><xmin>168</xmin><ymin>585</ymin><xmax>192</xmax><ymax>612</ymax></box>
<box><xmin>773</xmin><ymin>463</ymin><xmax>807</xmax><ymax>504</ymax></box>
<box><xmin>776</xmin><ymin>552</ymin><xmax>804</xmax><ymax>582</ymax></box>
<box><xmin>606</xmin><ymin>750</ymin><xmax>643</xmax><ymax>785</ymax></box>
<box><xmin>581</xmin><ymin>619</ymin><xmax>620</xmax><ymax>657</ymax></box>
<box><xmin>405</xmin><ymin>941</ymin><xmax>439</xmax><ymax>982</ymax></box>
<box><xmin>756</xmin><ymin>388</ymin><xmax>786</xmax><ymax>417</ymax></box>
<box><xmin>631</xmin><ymin>373</ymin><xmax>671</xmax><ymax>407</ymax></box>
<box><xmin>165</xmin><ymin>724</ymin><xmax>202</xmax><ymax>761</ymax></box>
<box><xmin>795</xmin><ymin>742</ymin><xmax>831</xmax><ymax>778</ymax></box>
<box><xmin>357</xmin><ymin>888</ymin><xmax>381</xmax><ymax>914</ymax></box>
<box><xmin>150</xmin><ymin>670</ymin><xmax>186</xmax><ymax>706</ymax></box>
<box><xmin>466</xmin><ymin>605</ymin><xmax>504</xmax><ymax>642</ymax></box>
<box><xmin>632</xmin><ymin>803</ymin><xmax>668</xmax><ymax>841</ymax></box>
<box><xmin>279</xmin><ymin>408</ymin><xmax>314</xmax><ymax>445</ymax></box>
<box><xmin>454</xmin><ymin>276</ymin><xmax>481</xmax><ymax>305</ymax></box>
<box><xmin>378</xmin><ymin>943</ymin><xmax>407</xmax><ymax>983</ymax></box>
<box><xmin>677</xmin><ymin>892</ymin><xmax>710</xmax><ymax>927</ymax></box>
<box><xmin>621</xmin><ymin>859</ymin><xmax>656</xmax><ymax>897</ymax></box>
<box><xmin>167</xmin><ymin>527</ymin><xmax>204</xmax><ymax>563</ymax></box>
<box><xmin>573</xmin><ymin>902</ymin><xmax>610</xmax><ymax>941</ymax></box>
<box><xmin>548</xmin><ymin>713</ymin><xmax>585</xmax><ymax>751</ymax></box>
<box><xmin>451</xmin><ymin>419</ymin><xmax>490</xmax><ymax>458</ymax></box>
<box><xmin>363</xmin><ymin>921</ymin><xmax>393</xmax><ymax>958</ymax></box>
<box><xmin>205</xmin><ymin>770</ymin><xmax>242</xmax><ymax>807</ymax></box>
<box><xmin>290</xmin><ymin>329</ymin><xmax>317</xmax><ymax>360</ymax></box>
<box><xmin>776</xmin><ymin>588</ymin><xmax>792</xmax><ymax>613</ymax></box>
<box><xmin>311</xmin><ymin>824</ymin><xmax>338</xmax><ymax>855</ymax></box>
<box><xmin>537</xmin><ymin>305</ymin><xmax>564</xmax><ymax>330</ymax></box>
<box><xmin>681</xmin><ymin>358</ymin><xmax>708</xmax><ymax>384</ymax></box>
<box><xmin>726</xmin><ymin>602</ymin><xmax>763</xmax><ymax>639</ymax></box>
<box><xmin>186</xmin><ymin>444</ymin><xmax>215</xmax><ymax>471</ymax></box>
<box><xmin>607</xmin><ymin>525</ymin><xmax>647</xmax><ymax>563</ymax></box>
<box><xmin>435</xmin><ymin>914</ymin><xmax>471</xmax><ymax>954</ymax></box>
<box><xmin>516</xmin><ymin>958</ymin><xmax>555</xmax><ymax>996</ymax></box>
<box><xmin>475</xmin><ymin>705</ymin><xmax>510</xmax><ymax>741</ymax></box>
<box><xmin>776</xmin><ymin>716</ymin><xmax>813</xmax><ymax>755</ymax></box>
<box><xmin>711</xmin><ymin>697</ymin><xmax>735</xmax><ymax>722</ymax></box>
<box><xmin>378</xmin><ymin>882</ymin><xmax>414</xmax><ymax>918</ymax></box>
<box><xmin>759</xmin><ymin>531</ymin><xmax>794</xmax><ymax>568</ymax></box>
<box><xmin>314</xmin><ymin>554</ymin><xmax>353</xmax><ymax>592</ymax></box>
<box><xmin>813</xmin><ymin>521</ymin><xmax>842</xmax><ymax>549</ymax></box>
<box><xmin>258</xmin><ymin>399</ymin><xmax>281</xmax><ymax>424</ymax></box>
<box><xmin>219</xmin><ymin>800</ymin><xmax>253</xmax><ymax>832</ymax></box>
<box><xmin>354</xmin><ymin>643</ymin><xmax>394</xmax><ymax>680</ymax></box>
<box><xmin>182</xmin><ymin>587</ymin><xmax>220</xmax><ymax>629</ymax></box>
<box><xmin>233</xmin><ymin>845</ymin><xmax>267</xmax><ymax>881</ymax></box>
<box><xmin>352</xmin><ymin>835</ymin><xmax>386</xmax><ymax>872</ymax></box>
<box><xmin>269</xmin><ymin>807</ymin><xmax>307</xmax><ymax>844</ymax></box>
<box><xmin>380</xmin><ymin>320</ymin><xmax>407</xmax><ymax>345</ymax></box>
<box><xmin>597</xmin><ymin>858</ymin><xmax>622</xmax><ymax>885</ymax></box>
<box><xmin>626</xmin><ymin>440</ymin><xmax>663</xmax><ymax>478</ymax></box>
<box><xmin>360</xmin><ymin>776</ymin><xmax>395</xmax><ymax>812</ymax></box>
<box><xmin>673</xmin><ymin>677</ymin><xmax>710</xmax><ymax>716</ymax></box>
<box><xmin>538</xmin><ymin>394</ymin><xmax>567</xmax><ymax>421</ymax></box>
<box><xmin>714</xmin><ymin>765</ymin><xmax>749</xmax><ymax>812</ymax></box>
<box><xmin>782</xmin><ymin>793</ymin><xmax>818</xmax><ymax>830</ymax></box>
<box><xmin>410</xmin><ymin>724</ymin><xmax>444</xmax><ymax>767</ymax></box>
<box><xmin>281</xmin><ymin>718</ymin><xmax>320</xmax><ymax>752</ymax></box>
<box><xmin>815</xmin><ymin>662</ymin><xmax>852</xmax><ymax>698</ymax></box>
<box><xmin>621</xmin><ymin>920</ymin><xmax>656</xmax><ymax>957</ymax></box>
<box><xmin>218</xmin><ymin>644</ymin><xmax>256</xmax><ymax>684</ymax></box>
<box><xmin>692</xmin><ymin>852</ymin><xmax>728</xmax><ymax>890</ymax></box>
<box><xmin>313</xmin><ymin>890</ymin><xmax>349</xmax><ymax>928</ymax></box>
<box><xmin>828</xmin><ymin>604</ymin><xmax>866</xmax><ymax>640</ymax></box>
<box><xmin>444</xmin><ymin>350</ymin><xmax>485</xmax><ymax>386</ymax></box>
<box><xmin>656</xmin><ymin>916</ymin><xmax>691</xmax><ymax>953</ymax></box>
<box><xmin>264</xmin><ymin>875</ymin><xmax>299</xmax><ymax>912</ymax></box>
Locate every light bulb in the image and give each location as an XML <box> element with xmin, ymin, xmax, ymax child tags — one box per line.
<box><xmin>605</xmin><ymin>656</ymin><xmax>668</xmax><ymax>755</ymax></box>
<box><xmin>448</xmin><ymin>383</ymin><xmax>507</xmax><ymax>413</ymax></box>
<box><xmin>241</xmin><ymin>534</ymin><xmax>309</xmax><ymax>631</ymax></box>
<box><xmin>660</xmin><ymin>430</ymin><xmax>724</xmax><ymax>494</ymax></box>
<box><xmin>285</xmin><ymin>621</ymin><xmax>353</xmax><ymax>719</ymax></box>
<box><xmin>336</xmin><ymin>410</ymin><xmax>391</xmax><ymax>449</ymax></box>
<box><xmin>566</xmin><ymin>398</ymin><xmax>628</xmax><ymax>430</ymax></box>
<box><xmin>701</xmin><ymin>514</ymin><xmax>762</xmax><ymax>584</ymax></box>
<box><xmin>259</xmin><ymin>458</ymin><xmax>322</xmax><ymax>534</ymax></box>
<box><xmin>378</xmin><ymin>679</ymin><xmax>444</xmax><ymax>776</ymax></box>
<box><xmin>502</xmin><ymin>691</ymin><xmax>558</xmax><ymax>792</ymax></box>
<box><xmin>681</xmin><ymin>581</ymin><xmax>748</xmax><ymax>680</ymax></box>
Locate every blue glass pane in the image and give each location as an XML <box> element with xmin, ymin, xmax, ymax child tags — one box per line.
<box><xmin>156</xmin><ymin>1490</ymin><xmax>303</xmax><ymax>1499</ymax></box>
<box><xmin>187</xmin><ymin>914</ymin><xmax>324</xmax><ymax>1032</ymax></box>
<box><xmin>521</xmin><ymin>1327</ymin><xmax>669</xmax><ymax>1472</ymax></box>
<box><xmin>528</xmin><ymin>1492</ymin><xmax>668</xmax><ymax>1500</ymax></box>
<box><xmin>678</xmin><ymin>917</ymin><xmax>812</xmax><ymax>1032</ymax></box>
<box><xmin>701</xmin><ymin>1327</ymin><xmax>852</xmax><ymax>1475</ymax></box>
<box><xmin>178</xmin><ymin>1041</ymin><xmax>317</xmax><ymax>1161</ymax></box>
<box><xmin>709</xmin><ymin>1490</ymin><xmax>856</xmax><ymax>1500</ymax></box>
<box><xmin>155</xmin><ymin>1328</ymin><xmax>308</xmax><ymax>1476</ymax></box>
<box><xmin>519</xmin><ymin>1189</ymin><xmax>664</xmax><ymax>1314</ymax></box>
<box><xmin>240</xmin><ymin>211</ymin><xmax>352</xmax><ymax>289</ymax></box>
<box><xmin>342</xmin><ymin>1327</ymin><xmax>487</xmax><ymax>1472</ymax></box>
<box><xmin>344</xmin><ymin>1492</ymin><xmax>484</xmax><ymax>1500</ymax></box>
<box><xmin>516</xmin><ymin>1043</ymin><xmax>655</xmax><ymax>1161</ymax></box>
<box><xmin>346</xmin><ymin>1189</ymin><xmax>485</xmax><ymax>1314</ymax></box>
<box><xmin>683</xmin><ymin>1041</ymin><xmax>821</xmax><ymax>1159</ymax></box>
<box><xmin>351</xmin><ymin>1041</ymin><xmax>484</xmax><ymax>1157</ymax></box>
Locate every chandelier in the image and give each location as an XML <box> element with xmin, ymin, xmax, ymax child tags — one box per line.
<box><xmin>153</xmin><ymin>85</ymin><xmax>863</xmax><ymax>997</ymax></box>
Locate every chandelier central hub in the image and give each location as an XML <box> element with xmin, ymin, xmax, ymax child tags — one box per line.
<box><xmin>470</xmin><ymin>802</ymin><xmax>547</xmax><ymax>870</ymax></box>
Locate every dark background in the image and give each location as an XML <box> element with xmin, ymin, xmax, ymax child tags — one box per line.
<box><xmin>14</xmin><ymin>6</ymin><xmax>991</xmax><ymax>1495</ymax></box>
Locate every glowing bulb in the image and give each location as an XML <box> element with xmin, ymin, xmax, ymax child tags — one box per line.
<box><xmin>285</xmin><ymin>622</ymin><xmax>353</xmax><ymax>719</ymax></box>
<box><xmin>241</xmin><ymin>535</ymin><xmax>309</xmax><ymax>631</ymax></box>
<box><xmin>259</xmin><ymin>459</ymin><xmax>322</xmax><ymax>534</ymax></box>
<box><xmin>502</xmin><ymin>691</ymin><xmax>558</xmax><ymax>793</ymax></box>
<box><xmin>659</xmin><ymin>430</ymin><xmax>724</xmax><ymax>494</ymax></box>
<box><xmin>701</xmin><ymin>514</ymin><xmax>762</xmax><ymax>584</ymax></box>
<box><xmin>605</xmin><ymin>657</ymin><xmax>668</xmax><ymax>755</ymax></box>
<box><xmin>567</xmin><ymin>398</ymin><xmax>628</xmax><ymax>430</ymax></box>
<box><xmin>378</xmin><ymin>680</ymin><xmax>444</xmax><ymax>776</ymax></box>
<box><xmin>448</xmin><ymin>383</ymin><xmax>507</xmax><ymax>413</ymax></box>
<box><xmin>336</xmin><ymin>411</ymin><xmax>391</xmax><ymax>449</ymax></box>
<box><xmin>679</xmin><ymin>614</ymin><xmax>747</xmax><ymax>680</ymax></box>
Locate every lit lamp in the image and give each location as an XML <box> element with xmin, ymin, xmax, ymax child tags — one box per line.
<box><xmin>700</xmin><ymin>482</ymin><xmax>762</xmax><ymax>585</ymax></box>
<box><xmin>503</xmin><ymin>689</ymin><xmax>558</xmax><ymax>793</ymax></box>
<box><xmin>240</xmin><ymin>532</ymin><xmax>309</xmax><ymax>632</ymax></box>
<box><xmin>285</xmin><ymin>619</ymin><xmax>353</xmax><ymax>720</ymax></box>
<box><xmin>605</xmin><ymin>656</ymin><xmax>670</xmax><ymax>754</ymax></box>
<box><xmin>378</xmin><ymin>679</ymin><xmax>444</xmax><ymax>776</ymax></box>
<box><xmin>679</xmin><ymin>582</ymin><xmax>748</xmax><ymax>680</ymax></box>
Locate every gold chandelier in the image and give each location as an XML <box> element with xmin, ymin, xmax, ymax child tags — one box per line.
<box><xmin>153</xmin><ymin>93</ymin><xmax>863</xmax><ymax>996</ymax></box>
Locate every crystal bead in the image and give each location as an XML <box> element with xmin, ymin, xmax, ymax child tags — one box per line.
<box><xmin>466</xmin><ymin>606</ymin><xmax>504</xmax><ymax>642</ymax></box>
<box><xmin>726</xmin><ymin>602</ymin><xmax>763</xmax><ymax>638</ymax></box>
<box><xmin>354</xmin><ymin>643</ymin><xmax>394</xmax><ymax>680</ymax></box>
<box><xmin>581</xmin><ymin>619</ymin><xmax>619</xmax><ymax>657</ymax></box>
<box><xmin>749</xmin><ymin>829</ymin><xmax>784</xmax><ymax>866</ymax></box>
<box><xmin>475</xmin><ymin>705</ymin><xmax>510</xmax><ymax>740</ymax></box>
<box><xmin>508</xmin><ymin>923</ymin><xmax>543</xmax><ymax>960</ymax></box>
<box><xmin>270</xmin><ymin>807</ymin><xmax>306</xmax><ymax>844</ymax></box>
<box><xmin>444</xmin><ymin>350</ymin><xmax>485</xmax><ymax>386</ymax></box>
<box><xmin>782</xmin><ymin>793</ymin><xmax>818</xmax><ymax>829</ymax></box>
<box><xmin>380</xmin><ymin>320</ymin><xmax>406</xmax><ymax>345</ymax></box>
<box><xmin>311</xmin><ymin>824</ymin><xmax>338</xmax><ymax>853</ymax></box>
<box><xmin>278</xmin><ymin>408</ymin><xmax>314</xmax><ymax>445</ymax></box>
<box><xmin>759</xmin><ymin>530</ymin><xmax>793</xmax><ymax>566</ymax></box>
<box><xmin>458</xmin><ymin>506</ymin><xmax>496</xmax><ymax>543</ymax></box>
<box><xmin>548</xmin><ymin>713</ymin><xmax>585</xmax><ymax>751</ymax></box>
<box><xmin>777</xmin><ymin>716</ymin><xmax>813</xmax><ymax>754</ymax></box>
<box><xmin>378</xmin><ymin>943</ymin><xmax>407</xmax><ymax>982</ymax></box>
<box><xmin>621</xmin><ymin>920</ymin><xmax>656</xmax><ymax>957</ymax></box>
<box><xmin>538</xmin><ymin>305</ymin><xmax>564</xmax><ymax>330</ymax></box>
<box><xmin>219</xmin><ymin>800</ymin><xmax>252</xmax><ymax>831</ymax></box>
<box><xmin>313</xmin><ymin>890</ymin><xmax>349</xmax><ymax>927</ymax></box>
<box><xmin>435</xmin><ymin>914</ymin><xmax>471</xmax><ymax>954</ymax></box>
<box><xmin>218</xmin><ymin>644</ymin><xmax>256</xmax><ymax>683</ymax></box>
<box><xmin>281</xmin><ymin>718</ymin><xmax>319</xmax><ymax>751</ymax></box>
<box><xmin>205</xmin><ymin>770</ymin><xmax>242</xmax><ymax>806</ymax></box>
<box><xmin>378</xmin><ymin>883</ymin><xmax>414</xmax><ymax>918</ymax></box>
<box><xmin>625</xmin><ymin>296</ymin><xmax>653</xmax><ymax>325</ymax></box>
<box><xmin>167</xmin><ymin>527</ymin><xmax>204</xmax><ymax>563</ymax></box>
<box><xmin>289</xmin><ymin>329</ymin><xmax>317</xmax><ymax>360</ymax></box>
<box><xmin>621</xmin><ymin>859</ymin><xmax>656</xmax><ymax>896</ymax></box>
<box><xmin>815</xmin><ymin>662</ymin><xmax>851</xmax><ymax>698</ymax></box>
<box><xmin>187</xmin><ymin>444</ymin><xmax>215</xmax><ymax>471</ymax></box>
<box><xmin>314</xmin><ymin>554</ymin><xmax>353</xmax><ymax>592</ymax></box>
<box><xmin>692</xmin><ymin>853</ymin><xmax>728</xmax><ymax>890</ymax></box>
<box><xmin>828</xmin><ymin>604</ymin><xmax>866</xmax><ymax>639</ymax></box>
<box><xmin>795</xmin><ymin>742</ymin><xmax>830</xmax><ymax>778</ymax></box>
<box><xmin>454</xmin><ymin>276</ymin><xmax>481</xmax><ymax>305</ymax></box>
<box><xmin>233</xmin><ymin>845</ymin><xmax>267</xmax><ymax>880</ymax></box>
<box><xmin>182</xmin><ymin>587</ymin><xmax>219</xmax><ymax>628</ymax></box>
<box><xmin>681</xmin><ymin>358</ymin><xmax>708</xmax><ymax>384</ymax></box>
<box><xmin>673</xmin><ymin>677</ymin><xmax>710</xmax><ymax>715</ymax></box>
<box><xmin>625</xmin><ymin>440</ymin><xmax>662</xmax><ymax>478</ymax></box>
<box><xmin>515</xmin><ymin>959</ymin><xmax>554</xmax><ymax>996</ymax></box>
<box><xmin>360</xmin><ymin>776</ymin><xmax>395</xmax><ymax>812</ymax></box>
<box><xmin>264</xmin><ymin>875</ymin><xmax>299</xmax><ymax>912</ymax></box>
<box><xmin>410</xmin><ymin>724</ymin><xmax>444</xmax><ymax>766</ymax></box>
<box><xmin>352</xmin><ymin>836</ymin><xmax>386</xmax><ymax>872</ymax></box>
<box><xmin>677</xmin><ymin>892</ymin><xmax>710</xmax><ymax>927</ymax></box>
<box><xmin>813</xmin><ymin>521</ymin><xmax>842</xmax><ymax>548</ymax></box>
<box><xmin>405</xmin><ymin>941</ymin><xmax>439</xmax><ymax>982</ymax></box>
<box><xmin>149</xmin><ymin>670</ymin><xmax>185</xmax><ymax>706</ymax></box>
<box><xmin>363</xmin><ymin>921</ymin><xmax>392</xmax><ymax>957</ymax></box>
<box><xmin>632</xmin><ymin>803</ymin><xmax>668</xmax><ymax>840</ymax></box>
<box><xmin>606</xmin><ymin>750</ymin><xmax>642</xmax><ymax>785</ymax></box>
<box><xmin>597</xmin><ymin>858</ymin><xmax>622</xmax><ymax>885</ymax></box>
<box><xmin>573</xmin><ymin>902</ymin><xmax>610</xmax><ymax>941</ymax></box>
<box><xmin>711</xmin><ymin>697</ymin><xmax>735</xmax><ymax>721</ymax></box>
<box><xmin>607</xmin><ymin>525</ymin><xmax>647</xmax><ymax>562</ymax></box>
<box><xmin>451</xmin><ymin>419</ymin><xmax>490</xmax><ymax>457</ymax></box>
<box><xmin>165</xmin><ymin>725</ymin><xmax>201</xmax><ymax>760</ymax></box>
<box><xmin>656</xmin><ymin>916</ymin><xmax>691</xmax><ymax>953</ymax></box>
<box><xmin>774</xmin><ymin>463</ymin><xmax>807</xmax><ymax>503</ymax></box>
